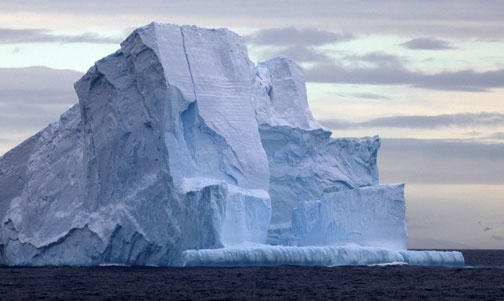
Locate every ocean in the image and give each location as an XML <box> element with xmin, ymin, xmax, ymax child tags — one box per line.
<box><xmin>1</xmin><ymin>250</ymin><xmax>503</xmax><ymax>300</ymax></box>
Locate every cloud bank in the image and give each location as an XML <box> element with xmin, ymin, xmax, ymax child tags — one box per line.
<box><xmin>0</xmin><ymin>28</ymin><xmax>122</xmax><ymax>44</ymax></box>
<box><xmin>379</xmin><ymin>138</ymin><xmax>504</xmax><ymax>185</ymax></box>
<box><xmin>320</xmin><ymin>112</ymin><xmax>504</xmax><ymax>129</ymax></box>
<box><xmin>246</xmin><ymin>27</ymin><xmax>354</xmax><ymax>46</ymax></box>
<box><xmin>401</xmin><ymin>37</ymin><xmax>455</xmax><ymax>50</ymax></box>
<box><xmin>0</xmin><ymin>67</ymin><xmax>82</xmax><ymax>148</ymax></box>
<box><xmin>304</xmin><ymin>60</ymin><xmax>504</xmax><ymax>92</ymax></box>
<box><xmin>2</xmin><ymin>1</ymin><xmax>504</xmax><ymax>38</ymax></box>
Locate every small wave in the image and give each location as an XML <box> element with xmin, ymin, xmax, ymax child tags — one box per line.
<box><xmin>99</xmin><ymin>263</ymin><xmax>131</xmax><ymax>267</ymax></box>
<box><xmin>368</xmin><ymin>261</ymin><xmax>408</xmax><ymax>266</ymax></box>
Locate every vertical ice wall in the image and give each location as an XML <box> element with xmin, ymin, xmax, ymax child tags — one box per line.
<box><xmin>0</xmin><ymin>23</ymin><xmax>272</xmax><ymax>266</ymax></box>
<box><xmin>292</xmin><ymin>184</ymin><xmax>408</xmax><ymax>249</ymax></box>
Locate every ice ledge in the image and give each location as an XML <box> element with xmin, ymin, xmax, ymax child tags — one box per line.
<box><xmin>182</xmin><ymin>245</ymin><xmax>464</xmax><ymax>267</ymax></box>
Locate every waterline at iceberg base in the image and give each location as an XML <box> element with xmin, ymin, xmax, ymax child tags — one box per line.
<box><xmin>0</xmin><ymin>23</ymin><xmax>463</xmax><ymax>267</ymax></box>
<box><xmin>183</xmin><ymin>245</ymin><xmax>464</xmax><ymax>267</ymax></box>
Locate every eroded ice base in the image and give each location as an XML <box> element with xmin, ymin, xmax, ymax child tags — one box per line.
<box><xmin>183</xmin><ymin>245</ymin><xmax>464</xmax><ymax>267</ymax></box>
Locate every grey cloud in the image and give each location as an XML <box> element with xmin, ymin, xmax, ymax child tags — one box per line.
<box><xmin>342</xmin><ymin>92</ymin><xmax>391</xmax><ymax>100</ymax></box>
<box><xmin>355</xmin><ymin>52</ymin><xmax>406</xmax><ymax>66</ymax></box>
<box><xmin>464</xmin><ymin>131</ymin><xmax>482</xmax><ymax>137</ymax></box>
<box><xmin>405</xmin><ymin>224</ymin><xmax>427</xmax><ymax>230</ymax></box>
<box><xmin>0</xmin><ymin>138</ymin><xmax>15</xmax><ymax>144</ymax></box>
<box><xmin>475</xmin><ymin>38</ymin><xmax>501</xmax><ymax>43</ymax></box>
<box><xmin>0</xmin><ymin>66</ymin><xmax>82</xmax><ymax>91</ymax></box>
<box><xmin>246</xmin><ymin>27</ymin><xmax>354</xmax><ymax>46</ymax></box>
<box><xmin>259</xmin><ymin>46</ymin><xmax>334</xmax><ymax>64</ymax></box>
<box><xmin>0</xmin><ymin>28</ymin><xmax>122</xmax><ymax>44</ymax></box>
<box><xmin>490</xmin><ymin>132</ymin><xmax>504</xmax><ymax>139</ymax></box>
<box><xmin>491</xmin><ymin>235</ymin><xmax>504</xmax><ymax>241</ymax></box>
<box><xmin>414</xmin><ymin>69</ymin><xmax>504</xmax><ymax>91</ymax></box>
<box><xmin>378</xmin><ymin>138</ymin><xmax>504</xmax><ymax>185</ymax></box>
<box><xmin>304</xmin><ymin>63</ymin><xmax>410</xmax><ymax>85</ymax></box>
<box><xmin>408</xmin><ymin>237</ymin><xmax>473</xmax><ymax>249</ymax></box>
<box><xmin>320</xmin><ymin>112</ymin><xmax>504</xmax><ymax>129</ymax></box>
<box><xmin>334</xmin><ymin>52</ymin><xmax>407</xmax><ymax>69</ymax></box>
<box><xmin>319</xmin><ymin>119</ymin><xmax>354</xmax><ymax>130</ymax></box>
<box><xmin>401</xmin><ymin>37</ymin><xmax>455</xmax><ymax>50</ymax></box>
<box><xmin>0</xmin><ymin>67</ymin><xmax>82</xmax><ymax>148</ymax></box>
<box><xmin>2</xmin><ymin>1</ymin><xmax>504</xmax><ymax>38</ymax></box>
<box><xmin>484</xmin><ymin>227</ymin><xmax>492</xmax><ymax>231</ymax></box>
<box><xmin>304</xmin><ymin>61</ymin><xmax>504</xmax><ymax>91</ymax></box>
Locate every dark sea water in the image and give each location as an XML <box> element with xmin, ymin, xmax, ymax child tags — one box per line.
<box><xmin>1</xmin><ymin>250</ymin><xmax>503</xmax><ymax>300</ymax></box>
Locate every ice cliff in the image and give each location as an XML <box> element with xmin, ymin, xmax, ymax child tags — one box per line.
<box><xmin>0</xmin><ymin>23</ymin><xmax>463</xmax><ymax>267</ymax></box>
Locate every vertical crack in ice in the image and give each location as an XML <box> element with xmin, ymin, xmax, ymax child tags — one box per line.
<box><xmin>264</xmin><ymin>63</ymin><xmax>274</xmax><ymax>102</ymax></box>
<box><xmin>179</xmin><ymin>27</ymin><xmax>198</xmax><ymax>102</ymax></box>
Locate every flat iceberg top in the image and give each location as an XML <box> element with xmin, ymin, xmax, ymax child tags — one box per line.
<box><xmin>130</xmin><ymin>23</ymin><xmax>246</xmax><ymax>102</ymax></box>
<box><xmin>135</xmin><ymin>23</ymin><xmax>323</xmax><ymax>132</ymax></box>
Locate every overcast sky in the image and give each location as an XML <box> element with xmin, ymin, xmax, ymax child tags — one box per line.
<box><xmin>0</xmin><ymin>1</ymin><xmax>502</xmax><ymax>249</ymax></box>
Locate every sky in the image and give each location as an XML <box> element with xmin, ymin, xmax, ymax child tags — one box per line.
<box><xmin>0</xmin><ymin>0</ymin><xmax>503</xmax><ymax>249</ymax></box>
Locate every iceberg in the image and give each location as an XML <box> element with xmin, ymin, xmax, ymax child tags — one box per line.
<box><xmin>0</xmin><ymin>22</ymin><xmax>463</xmax><ymax>267</ymax></box>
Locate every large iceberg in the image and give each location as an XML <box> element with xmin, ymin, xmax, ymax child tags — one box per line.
<box><xmin>0</xmin><ymin>23</ymin><xmax>463</xmax><ymax>267</ymax></box>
